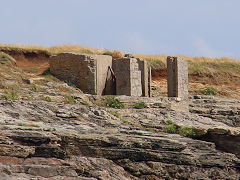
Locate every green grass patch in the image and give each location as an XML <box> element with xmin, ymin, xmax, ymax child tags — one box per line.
<box><xmin>122</xmin><ymin>119</ymin><xmax>130</xmax><ymax>124</ymax></box>
<box><xmin>64</xmin><ymin>95</ymin><xmax>76</xmax><ymax>104</ymax></box>
<box><xmin>179</xmin><ymin>127</ymin><xmax>196</xmax><ymax>138</ymax></box>
<box><xmin>44</xmin><ymin>96</ymin><xmax>52</xmax><ymax>102</ymax></box>
<box><xmin>134</xmin><ymin>102</ymin><xmax>146</xmax><ymax>109</ymax></box>
<box><xmin>2</xmin><ymin>89</ymin><xmax>19</xmax><ymax>100</ymax></box>
<box><xmin>163</xmin><ymin>120</ymin><xmax>196</xmax><ymax>138</ymax></box>
<box><xmin>105</xmin><ymin>96</ymin><xmax>124</xmax><ymax>109</ymax></box>
<box><xmin>163</xmin><ymin>123</ymin><xmax>179</xmax><ymax>134</ymax></box>
<box><xmin>201</xmin><ymin>87</ymin><xmax>218</xmax><ymax>95</ymax></box>
<box><xmin>110</xmin><ymin>111</ymin><xmax>121</xmax><ymax>118</ymax></box>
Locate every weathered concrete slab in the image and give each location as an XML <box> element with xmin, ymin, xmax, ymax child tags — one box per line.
<box><xmin>113</xmin><ymin>58</ymin><xmax>142</xmax><ymax>96</ymax></box>
<box><xmin>137</xmin><ymin>58</ymin><xmax>150</xmax><ymax>97</ymax></box>
<box><xmin>50</xmin><ymin>53</ymin><xmax>112</xmax><ymax>95</ymax></box>
<box><xmin>167</xmin><ymin>56</ymin><xmax>188</xmax><ymax>100</ymax></box>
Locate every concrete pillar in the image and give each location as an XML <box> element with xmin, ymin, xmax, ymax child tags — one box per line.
<box><xmin>113</xmin><ymin>58</ymin><xmax>142</xmax><ymax>96</ymax></box>
<box><xmin>137</xmin><ymin>59</ymin><xmax>149</xmax><ymax>97</ymax></box>
<box><xmin>167</xmin><ymin>56</ymin><xmax>188</xmax><ymax>100</ymax></box>
<box><xmin>148</xmin><ymin>66</ymin><xmax>152</xmax><ymax>97</ymax></box>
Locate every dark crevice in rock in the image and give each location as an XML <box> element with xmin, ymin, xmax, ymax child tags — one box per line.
<box><xmin>33</xmin><ymin>146</ymin><xmax>68</xmax><ymax>159</ymax></box>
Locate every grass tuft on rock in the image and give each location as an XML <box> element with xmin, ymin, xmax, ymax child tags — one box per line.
<box><xmin>105</xmin><ymin>97</ymin><xmax>124</xmax><ymax>109</ymax></box>
<box><xmin>134</xmin><ymin>102</ymin><xmax>147</xmax><ymax>109</ymax></box>
<box><xmin>163</xmin><ymin>120</ymin><xmax>196</xmax><ymax>138</ymax></box>
<box><xmin>201</xmin><ymin>87</ymin><xmax>218</xmax><ymax>95</ymax></box>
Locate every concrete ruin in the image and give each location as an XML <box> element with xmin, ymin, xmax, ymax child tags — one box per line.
<box><xmin>50</xmin><ymin>53</ymin><xmax>188</xmax><ymax>99</ymax></box>
<box><xmin>167</xmin><ymin>56</ymin><xmax>188</xmax><ymax>100</ymax></box>
<box><xmin>50</xmin><ymin>53</ymin><xmax>150</xmax><ymax>97</ymax></box>
<box><xmin>113</xmin><ymin>58</ymin><xmax>142</xmax><ymax>96</ymax></box>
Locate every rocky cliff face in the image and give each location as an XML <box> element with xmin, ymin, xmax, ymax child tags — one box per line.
<box><xmin>0</xmin><ymin>92</ymin><xmax>240</xmax><ymax>179</ymax></box>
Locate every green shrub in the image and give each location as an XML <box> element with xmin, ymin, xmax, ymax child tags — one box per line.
<box><xmin>163</xmin><ymin>120</ymin><xmax>196</xmax><ymax>138</ymax></box>
<box><xmin>163</xmin><ymin>124</ymin><xmax>179</xmax><ymax>134</ymax></box>
<box><xmin>134</xmin><ymin>102</ymin><xmax>146</xmax><ymax>109</ymax></box>
<box><xmin>105</xmin><ymin>97</ymin><xmax>124</xmax><ymax>109</ymax></box>
<box><xmin>179</xmin><ymin>127</ymin><xmax>196</xmax><ymax>138</ymax></box>
<box><xmin>201</xmin><ymin>87</ymin><xmax>218</xmax><ymax>95</ymax></box>
<box><xmin>165</xmin><ymin>120</ymin><xmax>174</xmax><ymax>125</ymax></box>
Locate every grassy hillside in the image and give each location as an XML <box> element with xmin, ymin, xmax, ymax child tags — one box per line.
<box><xmin>0</xmin><ymin>43</ymin><xmax>239</xmax><ymax>97</ymax></box>
<box><xmin>137</xmin><ymin>54</ymin><xmax>240</xmax><ymax>85</ymax></box>
<box><xmin>0</xmin><ymin>43</ymin><xmax>98</xmax><ymax>55</ymax></box>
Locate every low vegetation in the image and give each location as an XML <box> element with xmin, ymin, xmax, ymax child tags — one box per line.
<box><xmin>136</xmin><ymin>54</ymin><xmax>240</xmax><ymax>87</ymax></box>
<box><xmin>112</xmin><ymin>50</ymin><xmax>123</xmax><ymax>59</ymax></box>
<box><xmin>32</xmin><ymin>84</ymin><xmax>39</xmax><ymax>92</ymax></box>
<box><xmin>0</xmin><ymin>44</ymin><xmax>98</xmax><ymax>55</ymax></box>
<box><xmin>0</xmin><ymin>51</ymin><xmax>16</xmax><ymax>65</ymax></box>
<box><xmin>163</xmin><ymin>120</ymin><xmax>196</xmax><ymax>138</ymax></box>
<box><xmin>2</xmin><ymin>90</ymin><xmax>19</xmax><ymax>100</ymax></box>
<box><xmin>110</xmin><ymin>111</ymin><xmax>121</xmax><ymax>118</ymax></box>
<box><xmin>44</xmin><ymin>96</ymin><xmax>52</xmax><ymax>102</ymax></box>
<box><xmin>81</xmin><ymin>101</ymin><xmax>90</xmax><ymax>106</ymax></box>
<box><xmin>134</xmin><ymin>102</ymin><xmax>147</xmax><ymax>109</ymax></box>
<box><xmin>0</xmin><ymin>43</ymin><xmax>240</xmax><ymax>97</ymax></box>
<box><xmin>201</xmin><ymin>87</ymin><xmax>218</xmax><ymax>95</ymax></box>
<box><xmin>105</xmin><ymin>96</ymin><xmax>124</xmax><ymax>109</ymax></box>
<box><xmin>64</xmin><ymin>95</ymin><xmax>76</xmax><ymax>104</ymax></box>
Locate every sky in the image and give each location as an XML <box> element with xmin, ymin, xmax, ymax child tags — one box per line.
<box><xmin>1</xmin><ymin>0</ymin><xmax>240</xmax><ymax>58</ymax></box>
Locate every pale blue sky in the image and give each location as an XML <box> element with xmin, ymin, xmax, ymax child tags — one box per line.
<box><xmin>1</xmin><ymin>0</ymin><xmax>240</xmax><ymax>58</ymax></box>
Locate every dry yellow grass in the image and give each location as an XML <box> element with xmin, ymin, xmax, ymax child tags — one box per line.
<box><xmin>49</xmin><ymin>45</ymin><xmax>99</xmax><ymax>54</ymax></box>
<box><xmin>112</xmin><ymin>50</ymin><xmax>123</xmax><ymax>59</ymax></box>
<box><xmin>0</xmin><ymin>43</ymin><xmax>99</xmax><ymax>55</ymax></box>
<box><xmin>0</xmin><ymin>43</ymin><xmax>239</xmax><ymax>86</ymax></box>
<box><xmin>135</xmin><ymin>53</ymin><xmax>240</xmax><ymax>86</ymax></box>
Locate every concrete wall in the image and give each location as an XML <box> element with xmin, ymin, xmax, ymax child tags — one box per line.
<box><xmin>50</xmin><ymin>53</ymin><xmax>112</xmax><ymax>95</ymax></box>
<box><xmin>50</xmin><ymin>53</ymin><xmax>151</xmax><ymax>97</ymax></box>
<box><xmin>96</xmin><ymin>55</ymin><xmax>113</xmax><ymax>95</ymax></box>
<box><xmin>167</xmin><ymin>56</ymin><xmax>188</xmax><ymax>100</ymax></box>
<box><xmin>113</xmin><ymin>58</ymin><xmax>142</xmax><ymax>96</ymax></box>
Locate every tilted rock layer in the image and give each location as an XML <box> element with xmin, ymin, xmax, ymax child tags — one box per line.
<box><xmin>0</xmin><ymin>92</ymin><xmax>240</xmax><ymax>179</ymax></box>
